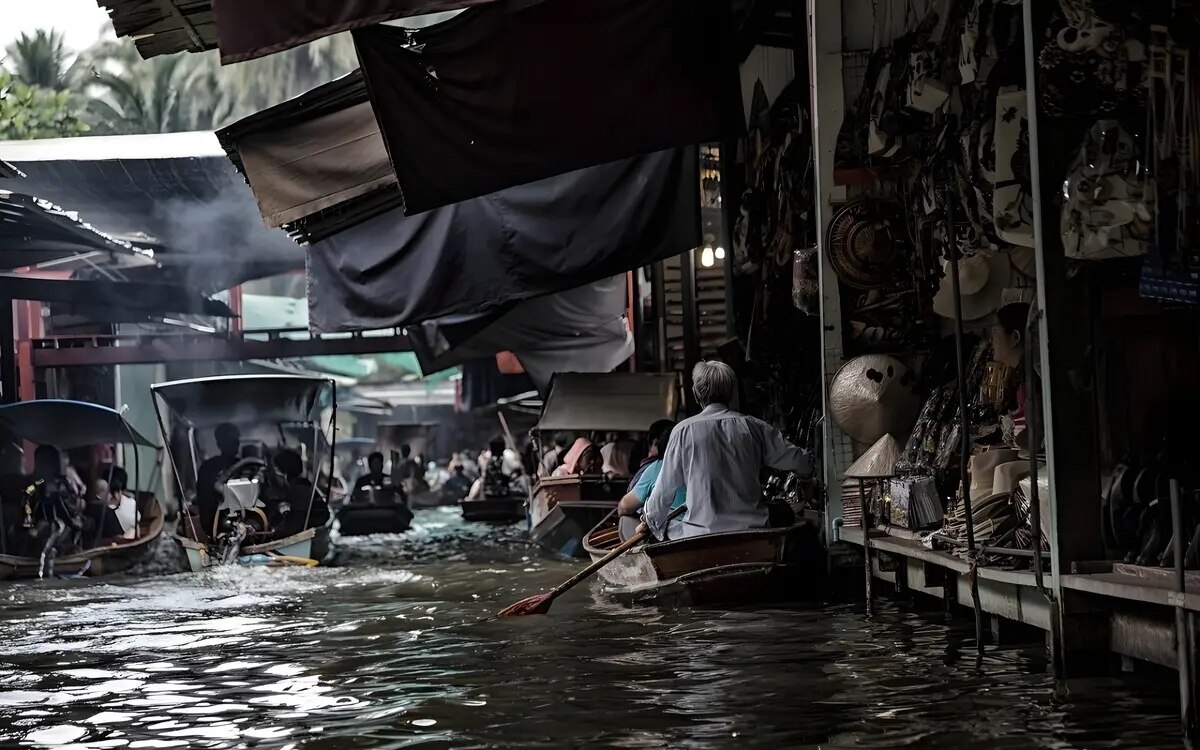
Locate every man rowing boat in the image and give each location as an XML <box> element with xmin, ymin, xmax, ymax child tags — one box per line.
<box><xmin>643</xmin><ymin>361</ymin><xmax>813</xmax><ymax>541</ymax></box>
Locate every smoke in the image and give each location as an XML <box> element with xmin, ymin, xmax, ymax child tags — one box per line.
<box><xmin>150</xmin><ymin>170</ymin><xmax>304</xmax><ymax>295</ymax></box>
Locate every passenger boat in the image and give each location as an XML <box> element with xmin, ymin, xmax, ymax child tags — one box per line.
<box><xmin>0</xmin><ymin>400</ymin><xmax>166</xmax><ymax>580</ymax></box>
<box><xmin>529</xmin><ymin>372</ymin><xmax>678</xmax><ymax>558</ymax></box>
<box><xmin>335</xmin><ymin>486</ymin><xmax>414</xmax><ymax>536</ymax></box>
<box><xmin>582</xmin><ymin>511</ymin><xmax>823</xmax><ymax>606</ymax></box>
<box><xmin>151</xmin><ymin>375</ymin><xmax>338</xmax><ymax>571</ymax></box>
<box><xmin>460</xmin><ymin>494</ymin><xmax>526</xmax><ymax>523</ymax></box>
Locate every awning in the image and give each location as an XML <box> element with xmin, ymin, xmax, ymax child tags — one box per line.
<box><xmin>535</xmin><ymin>373</ymin><xmax>679</xmax><ymax>433</ymax></box>
<box><xmin>0</xmin><ymin>276</ymin><xmax>234</xmax><ymax>317</ymax></box>
<box><xmin>0</xmin><ymin>133</ymin><xmax>304</xmax><ymax>292</ymax></box>
<box><xmin>307</xmin><ymin>147</ymin><xmax>698</xmax><ymax>331</ymax></box>
<box><xmin>216</xmin><ymin>71</ymin><xmax>397</xmax><ymax>243</ymax></box>
<box><xmin>412</xmin><ymin>277</ymin><xmax>634</xmax><ymax>392</ymax></box>
<box><xmin>0</xmin><ymin>190</ymin><xmax>146</xmax><ymax>271</ymax></box>
<box><xmin>0</xmin><ymin>400</ymin><xmax>155</xmax><ymax>448</ymax></box>
<box><xmin>211</xmin><ymin>0</ymin><xmax>494</xmax><ymax>63</ymax></box>
<box><xmin>151</xmin><ymin>374</ymin><xmax>334</xmax><ymax>427</ymax></box>
<box><xmin>352</xmin><ymin>0</ymin><xmax>742</xmax><ymax>214</ymax></box>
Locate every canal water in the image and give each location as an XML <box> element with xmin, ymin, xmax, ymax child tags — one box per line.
<box><xmin>0</xmin><ymin>507</ymin><xmax>1184</xmax><ymax>749</ymax></box>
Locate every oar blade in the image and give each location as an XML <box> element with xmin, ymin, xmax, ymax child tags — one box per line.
<box><xmin>497</xmin><ymin>593</ymin><xmax>553</xmax><ymax>618</ymax></box>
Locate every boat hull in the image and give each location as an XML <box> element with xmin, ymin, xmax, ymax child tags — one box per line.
<box><xmin>530</xmin><ymin>476</ymin><xmax>625</xmax><ymax>559</ymax></box>
<box><xmin>335</xmin><ymin>502</ymin><xmax>414</xmax><ymax>536</ymax></box>
<box><xmin>584</xmin><ymin>515</ymin><xmax>824</xmax><ymax>606</ymax></box>
<box><xmin>460</xmin><ymin>496</ymin><xmax>526</xmax><ymax>524</ymax></box>
<box><xmin>0</xmin><ymin>497</ymin><xmax>167</xmax><ymax>581</ymax></box>
<box><xmin>178</xmin><ymin>525</ymin><xmax>334</xmax><ymax>572</ymax></box>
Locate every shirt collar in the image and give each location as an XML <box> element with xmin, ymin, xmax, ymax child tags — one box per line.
<box><xmin>700</xmin><ymin>402</ymin><xmax>731</xmax><ymax>415</ymax></box>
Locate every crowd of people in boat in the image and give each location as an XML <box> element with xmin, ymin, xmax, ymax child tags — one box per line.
<box><xmin>190</xmin><ymin>422</ymin><xmax>331</xmax><ymax>543</ymax></box>
<box><xmin>0</xmin><ymin>442</ymin><xmax>143</xmax><ymax>559</ymax></box>
<box><xmin>455</xmin><ymin>361</ymin><xmax>813</xmax><ymax>542</ymax></box>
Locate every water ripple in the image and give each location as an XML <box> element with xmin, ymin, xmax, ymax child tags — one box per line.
<box><xmin>0</xmin><ymin>509</ymin><xmax>1183</xmax><ymax>749</ymax></box>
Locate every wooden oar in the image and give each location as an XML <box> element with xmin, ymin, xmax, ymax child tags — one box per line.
<box><xmin>498</xmin><ymin>504</ymin><xmax>686</xmax><ymax>617</ymax></box>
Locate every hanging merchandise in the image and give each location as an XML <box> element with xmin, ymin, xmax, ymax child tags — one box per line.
<box><xmin>827</xmin><ymin>201</ymin><xmax>901</xmax><ymax>290</ymax></box>
<box><xmin>792</xmin><ymin>247</ymin><xmax>819</xmax><ymax>315</ymax></box>
<box><xmin>932</xmin><ymin>252</ymin><xmax>1011</xmax><ymax>322</ymax></box>
<box><xmin>1062</xmin><ymin>119</ymin><xmax>1151</xmax><ymax>260</ymax></box>
<box><xmin>992</xmin><ymin>89</ymin><xmax>1035</xmax><ymax>247</ymax></box>
<box><xmin>828</xmin><ymin>355</ymin><xmax>920</xmax><ymax>446</ymax></box>
<box><xmin>1140</xmin><ymin>23</ymin><xmax>1200</xmax><ymax>304</ymax></box>
<box><xmin>1037</xmin><ymin>0</ymin><xmax>1145</xmax><ymax>120</ymax></box>
<box><xmin>889</xmin><ymin>476</ymin><xmax>943</xmax><ymax>529</ymax></box>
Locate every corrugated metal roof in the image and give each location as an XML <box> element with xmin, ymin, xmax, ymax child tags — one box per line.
<box><xmin>97</xmin><ymin>0</ymin><xmax>217</xmax><ymax>58</ymax></box>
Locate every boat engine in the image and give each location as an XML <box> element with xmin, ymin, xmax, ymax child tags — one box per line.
<box><xmin>213</xmin><ymin>459</ymin><xmax>273</xmax><ymax>554</ymax></box>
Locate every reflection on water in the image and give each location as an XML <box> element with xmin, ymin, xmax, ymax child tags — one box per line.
<box><xmin>0</xmin><ymin>507</ymin><xmax>1183</xmax><ymax>749</ymax></box>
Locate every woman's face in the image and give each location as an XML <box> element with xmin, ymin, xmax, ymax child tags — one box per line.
<box><xmin>990</xmin><ymin>323</ymin><xmax>1023</xmax><ymax>366</ymax></box>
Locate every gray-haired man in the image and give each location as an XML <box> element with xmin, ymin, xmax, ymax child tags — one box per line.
<box><xmin>643</xmin><ymin>361</ymin><xmax>813</xmax><ymax>541</ymax></box>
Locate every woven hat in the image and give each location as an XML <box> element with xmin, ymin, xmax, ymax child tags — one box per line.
<box><xmin>968</xmin><ymin>449</ymin><xmax>1020</xmax><ymax>496</ymax></box>
<box><xmin>974</xmin><ymin>460</ymin><xmax>1031</xmax><ymax>505</ymax></box>
<box><xmin>828</xmin><ymin>201</ymin><xmax>899</xmax><ymax>290</ymax></box>
<box><xmin>846</xmin><ymin>434</ymin><xmax>902</xmax><ymax>479</ymax></box>
<box><xmin>933</xmin><ymin>252</ymin><xmax>1011</xmax><ymax>322</ymax></box>
<box><xmin>829</xmin><ymin>355</ymin><xmax>920</xmax><ymax>445</ymax></box>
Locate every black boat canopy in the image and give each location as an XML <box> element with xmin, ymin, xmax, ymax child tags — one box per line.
<box><xmin>0</xmin><ymin>400</ymin><xmax>155</xmax><ymax>449</ymax></box>
<box><xmin>151</xmin><ymin>375</ymin><xmax>334</xmax><ymax>428</ymax></box>
<box><xmin>535</xmin><ymin>373</ymin><xmax>679</xmax><ymax>434</ymax></box>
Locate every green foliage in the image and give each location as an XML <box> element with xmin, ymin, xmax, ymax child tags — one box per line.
<box><xmin>0</xmin><ymin>71</ymin><xmax>89</xmax><ymax>140</ymax></box>
<box><xmin>1</xmin><ymin>26</ymin><xmax>360</xmax><ymax>139</ymax></box>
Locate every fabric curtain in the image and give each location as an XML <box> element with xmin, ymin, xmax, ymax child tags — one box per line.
<box><xmin>306</xmin><ymin>147</ymin><xmax>698</xmax><ymax>331</ymax></box>
<box><xmin>413</xmin><ymin>277</ymin><xmax>634</xmax><ymax>392</ymax></box>
<box><xmin>212</xmin><ymin>0</ymin><xmax>505</xmax><ymax>63</ymax></box>
<box><xmin>353</xmin><ymin>0</ymin><xmax>741</xmax><ymax>214</ymax></box>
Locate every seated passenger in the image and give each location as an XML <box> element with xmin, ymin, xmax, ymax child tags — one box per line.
<box><xmin>552</xmin><ymin>438</ymin><xmax>601</xmax><ymax>477</ymax></box>
<box><xmin>102</xmin><ymin>467</ymin><xmax>140</xmax><ymax>542</ymax></box>
<box><xmin>600</xmin><ymin>438</ymin><xmax>636</xmax><ymax>478</ymax></box>
<box><xmin>629</xmin><ymin>420</ymin><xmax>676</xmax><ymax>490</ymax></box>
<box><xmin>616</xmin><ymin>421</ymin><xmax>685</xmax><ymax>540</ymax></box>
<box><xmin>273</xmin><ymin>448</ymin><xmax>328</xmax><ymax>535</ymax></box>
<box><xmin>25</xmin><ymin>445</ymin><xmax>85</xmax><ymax>557</ymax></box>
<box><xmin>642</xmin><ymin>361</ymin><xmax>813</xmax><ymax>541</ymax></box>
<box><xmin>442</xmin><ymin>463</ymin><xmax>473</xmax><ymax>501</ymax></box>
<box><xmin>195</xmin><ymin>423</ymin><xmax>241</xmax><ymax>536</ymax></box>
<box><xmin>352</xmin><ymin>451</ymin><xmax>404</xmax><ymax>505</ymax></box>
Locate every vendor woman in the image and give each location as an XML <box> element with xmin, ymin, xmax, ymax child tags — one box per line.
<box><xmin>988</xmin><ymin>301</ymin><xmax>1037</xmax><ymax>449</ymax></box>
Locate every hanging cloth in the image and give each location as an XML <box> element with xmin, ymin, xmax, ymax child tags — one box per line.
<box><xmin>211</xmin><ymin>0</ymin><xmax>517</xmax><ymax>64</ymax></box>
<box><xmin>306</xmin><ymin>148</ymin><xmax>699</xmax><ymax>331</ymax></box>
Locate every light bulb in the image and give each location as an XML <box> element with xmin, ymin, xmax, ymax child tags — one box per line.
<box><xmin>714</xmin><ymin>246</ymin><xmax>726</xmax><ymax>260</ymax></box>
<box><xmin>700</xmin><ymin>246</ymin><xmax>715</xmax><ymax>268</ymax></box>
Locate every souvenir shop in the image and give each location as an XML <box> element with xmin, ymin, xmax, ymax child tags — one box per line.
<box><xmin>774</xmin><ymin>0</ymin><xmax>1200</xmax><ymax>719</ymax></box>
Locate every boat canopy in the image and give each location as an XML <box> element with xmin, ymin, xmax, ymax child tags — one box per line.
<box><xmin>151</xmin><ymin>375</ymin><xmax>333</xmax><ymax>428</ymax></box>
<box><xmin>535</xmin><ymin>373</ymin><xmax>678</xmax><ymax>434</ymax></box>
<box><xmin>0</xmin><ymin>400</ymin><xmax>155</xmax><ymax>449</ymax></box>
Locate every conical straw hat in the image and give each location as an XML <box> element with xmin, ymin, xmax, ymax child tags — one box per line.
<box><xmin>846</xmin><ymin>434</ymin><xmax>902</xmax><ymax>479</ymax></box>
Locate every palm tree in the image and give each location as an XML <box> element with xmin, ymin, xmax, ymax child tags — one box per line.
<box><xmin>85</xmin><ymin>53</ymin><xmax>233</xmax><ymax>134</ymax></box>
<box><xmin>4</xmin><ymin>29</ymin><xmax>82</xmax><ymax>91</ymax></box>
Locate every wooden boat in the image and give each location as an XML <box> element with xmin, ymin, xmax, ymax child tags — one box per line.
<box><xmin>530</xmin><ymin>474</ymin><xmax>627</xmax><ymax>558</ymax></box>
<box><xmin>0</xmin><ymin>491</ymin><xmax>166</xmax><ymax>580</ymax></box>
<box><xmin>0</xmin><ymin>400</ymin><xmax>168</xmax><ymax>580</ymax></box>
<box><xmin>529</xmin><ymin>372</ymin><xmax>679</xmax><ymax>558</ymax></box>
<box><xmin>336</xmin><ymin>484</ymin><xmax>414</xmax><ymax>536</ymax></box>
<box><xmin>582</xmin><ymin>511</ymin><xmax>824</xmax><ymax>606</ymax></box>
<box><xmin>152</xmin><ymin>375</ymin><xmax>340</xmax><ymax>572</ymax></box>
<box><xmin>179</xmin><ymin>524</ymin><xmax>332</xmax><ymax>570</ymax></box>
<box><xmin>460</xmin><ymin>493</ymin><xmax>526</xmax><ymax>524</ymax></box>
